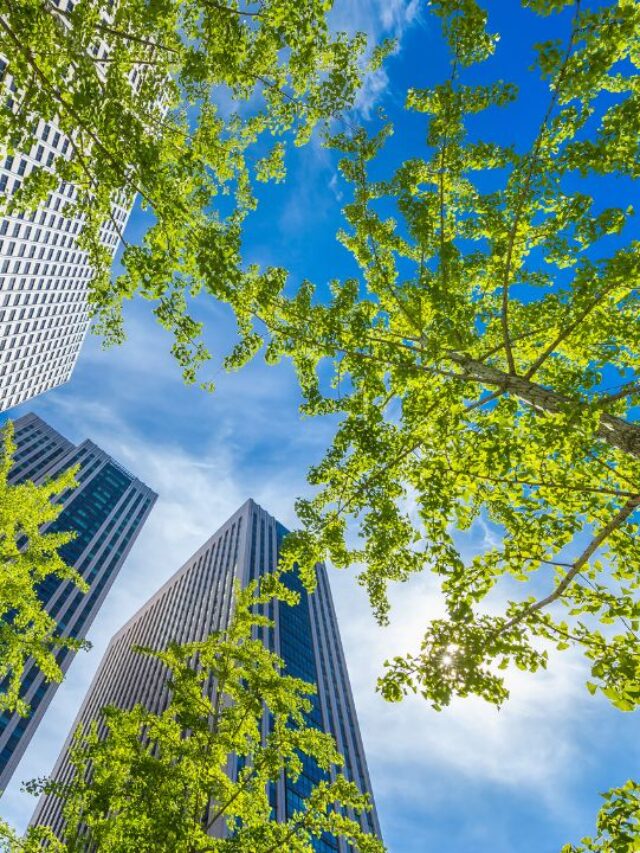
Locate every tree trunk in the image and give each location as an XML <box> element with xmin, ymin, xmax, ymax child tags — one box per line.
<box><xmin>447</xmin><ymin>352</ymin><xmax>640</xmax><ymax>460</ymax></box>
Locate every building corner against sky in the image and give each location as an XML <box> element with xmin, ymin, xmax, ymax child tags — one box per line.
<box><xmin>0</xmin><ymin>57</ymin><xmax>133</xmax><ymax>414</ymax></box>
<box><xmin>30</xmin><ymin>498</ymin><xmax>382</xmax><ymax>849</ymax></box>
<box><xmin>0</xmin><ymin>412</ymin><xmax>157</xmax><ymax>792</ymax></box>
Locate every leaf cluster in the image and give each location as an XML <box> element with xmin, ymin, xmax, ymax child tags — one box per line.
<box><xmin>268</xmin><ymin>0</ymin><xmax>640</xmax><ymax>721</ymax></box>
<box><xmin>0</xmin><ymin>0</ymin><xmax>367</xmax><ymax>386</ymax></box>
<box><xmin>2</xmin><ymin>581</ymin><xmax>382</xmax><ymax>852</ymax></box>
<box><xmin>562</xmin><ymin>780</ymin><xmax>640</xmax><ymax>853</ymax></box>
<box><xmin>0</xmin><ymin>422</ymin><xmax>86</xmax><ymax>717</ymax></box>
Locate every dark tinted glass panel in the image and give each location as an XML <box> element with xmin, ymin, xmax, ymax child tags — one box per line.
<box><xmin>37</xmin><ymin>462</ymin><xmax>131</xmax><ymax>606</ymax></box>
<box><xmin>276</xmin><ymin>524</ymin><xmax>338</xmax><ymax>849</ymax></box>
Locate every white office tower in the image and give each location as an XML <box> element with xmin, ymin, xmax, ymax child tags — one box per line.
<box><xmin>0</xmin><ymin>56</ymin><xmax>132</xmax><ymax>413</ymax></box>
<box><xmin>31</xmin><ymin>499</ymin><xmax>382</xmax><ymax>850</ymax></box>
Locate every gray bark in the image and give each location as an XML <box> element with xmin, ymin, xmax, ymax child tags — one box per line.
<box><xmin>448</xmin><ymin>351</ymin><xmax>640</xmax><ymax>460</ymax></box>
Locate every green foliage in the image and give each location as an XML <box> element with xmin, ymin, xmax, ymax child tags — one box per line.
<box><xmin>562</xmin><ymin>780</ymin><xmax>640</xmax><ymax>852</ymax></box>
<box><xmin>0</xmin><ymin>422</ymin><xmax>86</xmax><ymax>718</ymax></box>
<box><xmin>244</xmin><ymin>1</ymin><xmax>640</xmax><ymax>841</ymax></box>
<box><xmin>5</xmin><ymin>0</ymin><xmax>640</xmax><ymax>845</ymax></box>
<box><xmin>0</xmin><ymin>0</ymin><xmax>366</xmax><ymax>386</ymax></box>
<box><xmin>2</xmin><ymin>581</ymin><xmax>383</xmax><ymax>853</ymax></box>
<box><xmin>265</xmin><ymin>0</ymin><xmax>640</xmax><ymax>717</ymax></box>
<box><xmin>196</xmin><ymin>4</ymin><xmax>640</xmax><ymax>841</ymax></box>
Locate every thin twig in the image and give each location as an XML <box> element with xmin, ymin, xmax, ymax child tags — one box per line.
<box><xmin>499</xmin><ymin>0</ymin><xmax>582</xmax><ymax>375</ymax></box>
<box><xmin>501</xmin><ymin>494</ymin><xmax>640</xmax><ymax>632</ymax></box>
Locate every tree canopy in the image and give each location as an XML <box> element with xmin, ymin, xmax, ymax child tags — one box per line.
<box><xmin>205</xmin><ymin>0</ymin><xmax>639</xmax><ymax>842</ymax></box>
<box><xmin>264</xmin><ymin>0</ymin><xmax>640</xmax><ymax>716</ymax></box>
<box><xmin>0</xmin><ymin>421</ymin><xmax>86</xmax><ymax>718</ymax></box>
<box><xmin>0</xmin><ymin>0</ymin><xmax>369</xmax><ymax>384</ymax></box>
<box><xmin>1</xmin><ymin>581</ymin><xmax>382</xmax><ymax>853</ymax></box>
<box><xmin>4</xmin><ymin>0</ymin><xmax>640</xmax><ymax>847</ymax></box>
<box><xmin>256</xmin><ymin>1</ymin><xmax>638</xmax><ymax>844</ymax></box>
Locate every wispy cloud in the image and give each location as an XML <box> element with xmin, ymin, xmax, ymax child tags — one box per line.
<box><xmin>275</xmin><ymin>0</ymin><xmax>422</xmax><ymax>238</ymax></box>
<box><xmin>4</xmin><ymin>324</ymin><xmax>640</xmax><ymax>850</ymax></box>
<box><xmin>329</xmin><ymin>565</ymin><xmax>636</xmax><ymax>850</ymax></box>
<box><xmin>3</xmin><ymin>9</ymin><xmax>640</xmax><ymax>844</ymax></box>
<box><xmin>330</xmin><ymin>0</ymin><xmax>422</xmax><ymax>117</ymax></box>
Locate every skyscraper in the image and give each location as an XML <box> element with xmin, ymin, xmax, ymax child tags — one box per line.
<box><xmin>31</xmin><ymin>499</ymin><xmax>381</xmax><ymax>848</ymax></box>
<box><xmin>0</xmin><ymin>57</ymin><xmax>133</xmax><ymax>412</ymax></box>
<box><xmin>0</xmin><ymin>412</ymin><xmax>157</xmax><ymax>791</ymax></box>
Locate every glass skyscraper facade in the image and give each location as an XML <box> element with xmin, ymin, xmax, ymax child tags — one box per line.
<box><xmin>31</xmin><ymin>499</ymin><xmax>381</xmax><ymax>849</ymax></box>
<box><xmin>0</xmin><ymin>412</ymin><xmax>157</xmax><ymax>790</ymax></box>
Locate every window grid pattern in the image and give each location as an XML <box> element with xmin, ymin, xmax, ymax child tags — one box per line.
<box><xmin>0</xmin><ymin>413</ymin><xmax>157</xmax><ymax>789</ymax></box>
<box><xmin>0</xmin><ymin>59</ymin><xmax>133</xmax><ymax>412</ymax></box>
<box><xmin>30</xmin><ymin>500</ymin><xmax>380</xmax><ymax>850</ymax></box>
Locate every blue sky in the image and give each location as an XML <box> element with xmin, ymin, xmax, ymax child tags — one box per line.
<box><xmin>2</xmin><ymin>1</ymin><xmax>639</xmax><ymax>850</ymax></box>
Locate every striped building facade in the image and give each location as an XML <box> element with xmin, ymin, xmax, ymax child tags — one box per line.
<box><xmin>0</xmin><ymin>40</ymin><xmax>133</xmax><ymax>412</ymax></box>
<box><xmin>0</xmin><ymin>412</ymin><xmax>157</xmax><ymax>790</ymax></box>
<box><xmin>31</xmin><ymin>499</ymin><xmax>381</xmax><ymax>849</ymax></box>
<box><xmin>0</xmin><ymin>105</ymin><xmax>132</xmax><ymax>413</ymax></box>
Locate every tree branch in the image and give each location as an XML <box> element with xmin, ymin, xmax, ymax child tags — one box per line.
<box><xmin>42</xmin><ymin>1</ymin><xmax>179</xmax><ymax>55</ymax></box>
<box><xmin>501</xmin><ymin>494</ymin><xmax>640</xmax><ymax>633</ymax></box>
<box><xmin>201</xmin><ymin>0</ymin><xmax>262</xmax><ymax>16</ymax></box>
<box><xmin>0</xmin><ymin>14</ymin><xmax>154</xmax><ymax>210</ymax></box>
<box><xmin>594</xmin><ymin>380</ymin><xmax>640</xmax><ymax>408</ymax></box>
<box><xmin>523</xmin><ymin>279</ymin><xmax>621</xmax><ymax>381</ymax></box>
<box><xmin>446</xmin><ymin>350</ymin><xmax>640</xmax><ymax>459</ymax></box>
<box><xmin>498</xmin><ymin>0</ymin><xmax>581</xmax><ymax>375</ymax></box>
<box><xmin>444</xmin><ymin>464</ymin><xmax>637</xmax><ymax>500</ymax></box>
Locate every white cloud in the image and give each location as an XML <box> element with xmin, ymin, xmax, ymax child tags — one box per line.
<box><xmin>329</xmin><ymin>172</ymin><xmax>344</xmax><ymax>203</ymax></box>
<box><xmin>333</xmin><ymin>570</ymin><xmax>582</xmax><ymax>783</ymax></box>
<box><xmin>331</xmin><ymin>0</ymin><xmax>420</xmax><ymax>50</ymax></box>
<box><xmin>1</xmin><ymin>318</ymin><xmax>335</xmax><ymax>831</ymax></box>
<box><xmin>327</xmin><ymin>566</ymin><xmax>619</xmax><ymax>852</ymax></box>
<box><xmin>330</xmin><ymin>0</ymin><xmax>422</xmax><ymax>117</ymax></box>
<box><xmin>3</xmin><ymin>362</ymin><xmax>638</xmax><ymax>850</ymax></box>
